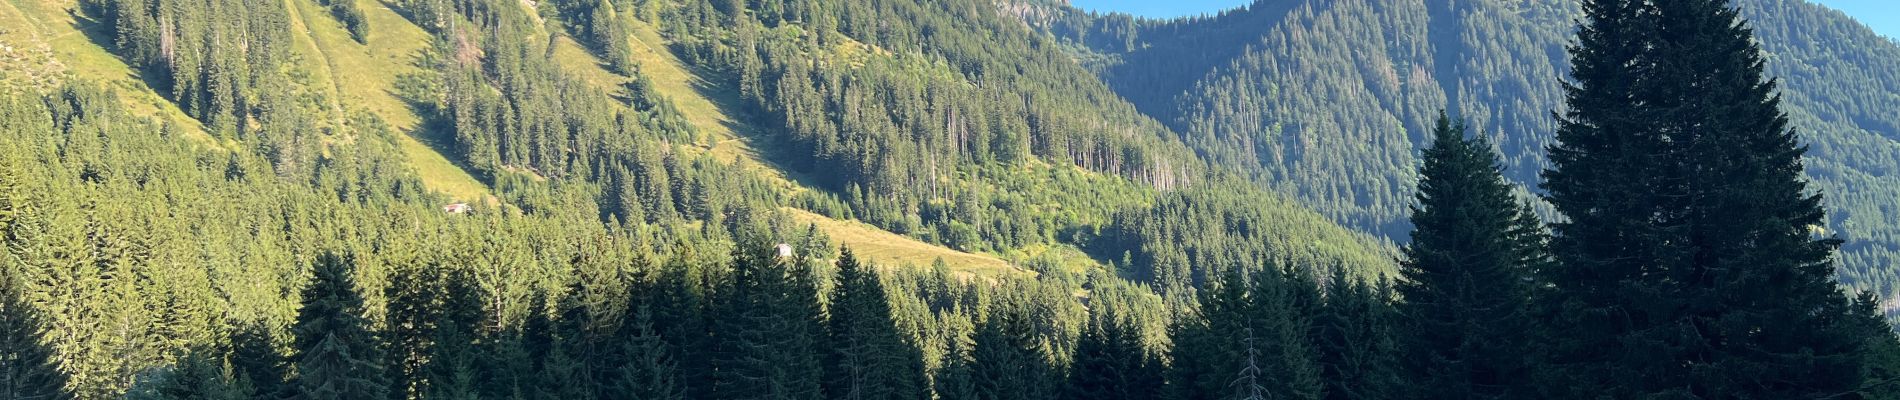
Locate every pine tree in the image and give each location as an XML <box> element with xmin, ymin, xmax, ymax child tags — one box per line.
<box><xmin>290</xmin><ymin>253</ymin><xmax>388</xmax><ymax>400</ymax></box>
<box><xmin>823</xmin><ymin>248</ymin><xmax>927</xmax><ymax>400</ymax></box>
<box><xmin>1542</xmin><ymin>0</ymin><xmax>1867</xmax><ymax>397</ymax></box>
<box><xmin>0</xmin><ymin>268</ymin><xmax>71</xmax><ymax>400</ymax></box>
<box><xmin>1395</xmin><ymin>114</ymin><xmax>1539</xmax><ymax>399</ymax></box>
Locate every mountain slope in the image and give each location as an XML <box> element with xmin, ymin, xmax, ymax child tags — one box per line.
<box><xmin>1028</xmin><ymin>0</ymin><xmax>1900</xmax><ymax>303</ymax></box>
<box><xmin>0</xmin><ymin>0</ymin><xmax>1031</xmax><ymax>274</ymax></box>
<box><xmin>2</xmin><ymin>0</ymin><xmax>1397</xmax><ymax>282</ymax></box>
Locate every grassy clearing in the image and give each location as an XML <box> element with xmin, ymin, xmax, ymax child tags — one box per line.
<box><xmin>783</xmin><ymin>208</ymin><xmax>1019</xmax><ymax>276</ymax></box>
<box><xmin>287</xmin><ymin>0</ymin><xmax>494</xmax><ymax>204</ymax></box>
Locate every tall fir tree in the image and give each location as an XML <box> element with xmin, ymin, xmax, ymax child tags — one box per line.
<box><xmin>1541</xmin><ymin>0</ymin><xmax>1867</xmax><ymax>397</ymax></box>
<box><xmin>1395</xmin><ymin>114</ymin><xmax>1540</xmax><ymax>399</ymax></box>
<box><xmin>822</xmin><ymin>248</ymin><xmax>928</xmax><ymax>400</ymax></box>
<box><xmin>932</xmin><ymin>324</ymin><xmax>979</xmax><ymax>400</ymax></box>
<box><xmin>1847</xmin><ymin>293</ymin><xmax>1900</xmax><ymax>400</ymax></box>
<box><xmin>381</xmin><ymin>262</ymin><xmax>438</xmax><ymax>400</ymax></box>
<box><xmin>124</xmin><ymin>348</ymin><xmax>245</xmax><ymax>400</ymax></box>
<box><xmin>290</xmin><ymin>253</ymin><xmax>388</xmax><ymax>400</ymax></box>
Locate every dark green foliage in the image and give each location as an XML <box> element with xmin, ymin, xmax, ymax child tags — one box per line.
<box><xmin>123</xmin><ymin>349</ymin><xmax>246</xmax><ymax>400</ymax></box>
<box><xmin>708</xmin><ymin>242</ymin><xmax>827</xmax><ymax>400</ymax></box>
<box><xmin>421</xmin><ymin>267</ymin><xmax>485</xmax><ymax>400</ymax></box>
<box><xmin>292</xmin><ymin>253</ymin><xmax>388</xmax><ymax>400</ymax></box>
<box><xmin>382</xmin><ymin>262</ymin><xmax>435</xmax><ymax>400</ymax></box>
<box><xmin>613</xmin><ymin>305</ymin><xmax>685</xmax><ymax>400</ymax></box>
<box><xmin>323</xmin><ymin>0</ymin><xmax>370</xmax><ymax>43</ymax></box>
<box><xmin>1165</xmin><ymin>267</ymin><xmax>1322</xmax><ymax>400</ymax></box>
<box><xmin>1537</xmin><ymin>0</ymin><xmax>1866</xmax><ymax>397</ymax></box>
<box><xmin>227</xmin><ymin>322</ymin><xmax>288</xmax><ymax>400</ymax></box>
<box><xmin>823</xmin><ymin>248</ymin><xmax>928</xmax><ymax>400</ymax></box>
<box><xmin>1062</xmin><ymin>292</ymin><xmax>1162</xmax><ymax>400</ymax></box>
<box><xmin>1394</xmin><ymin>115</ymin><xmax>1540</xmax><ymax>399</ymax></box>
<box><xmin>1312</xmin><ymin>269</ymin><xmax>1400</xmax><ymax>400</ymax></box>
<box><xmin>968</xmin><ymin>306</ymin><xmax>1059</xmax><ymax>400</ymax></box>
<box><xmin>1849</xmin><ymin>293</ymin><xmax>1900</xmax><ymax>399</ymax></box>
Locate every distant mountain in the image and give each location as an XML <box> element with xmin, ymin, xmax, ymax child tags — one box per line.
<box><xmin>1022</xmin><ymin>0</ymin><xmax>1900</xmax><ymax>304</ymax></box>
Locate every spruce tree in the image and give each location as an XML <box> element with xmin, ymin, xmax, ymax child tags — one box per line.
<box><xmin>613</xmin><ymin>304</ymin><xmax>685</xmax><ymax>400</ymax></box>
<box><xmin>932</xmin><ymin>325</ymin><xmax>979</xmax><ymax>400</ymax></box>
<box><xmin>0</xmin><ymin>268</ymin><xmax>70</xmax><ymax>400</ymax></box>
<box><xmin>1312</xmin><ymin>269</ymin><xmax>1400</xmax><ymax>400</ymax></box>
<box><xmin>124</xmin><ymin>348</ymin><xmax>244</xmax><ymax>400</ymax></box>
<box><xmin>648</xmin><ymin>253</ymin><xmax>712</xmax><ymax>399</ymax></box>
<box><xmin>1166</xmin><ymin>266</ymin><xmax>1322</xmax><ymax>400</ymax></box>
<box><xmin>226</xmin><ymin>321</ymin><xmax>287</xmax><ymax>399</ymax></box>
<box><xmin>823</xmin><ymin>248</ymin><xmax>927</xmax><ymax>400</ymax></box>
<box><xmin>1395</xmin><ymin>114</ymin><xmax>1539</xmax><ymax>399</ymax></box>
<box><xmin>1848</xmin><ymin>293</ymin><xmax>1900</xmax><ymax>400</ymax></box>
<box><xmin>381</xmin><ymin>263</ymin><xmax>437</xmax><ymax>400</ymax></box>
<box><xmin>708</xmin><ymin>242</ymin><xmax>826</xmax><ymax>400</ymax></box>
<box><xmin>967</xmin><ymin>306</ymin><xmax>1057</xmax><ymax>400</ymax></box>
<box><xmin>1062</xmin><ymin>300</ymin><xmax>1162</xmax><ymax>400</ymax></box>
<box><xmin>1542</xmin><ymin>0</ymin><xmax>1867</xmax><ymax>397</ymax></box>
<box><xmin>290</xmin><ymin>253</ymin><xmax>388</xmax><ymax>400</ymax></box>
<box><xmin>424</xmin><ymin>266</ymin><xmax>484</xmax><ymax>400</ymax></box>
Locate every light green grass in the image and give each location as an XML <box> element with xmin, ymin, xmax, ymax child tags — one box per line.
<box><xmin>784</xmin><ymin>208</ymin><xmax>1020</xmax><ymax>276</ymax></box>
<box><xmin>286</xmin><ymin>0</ymin><xmax>494</xmax><ymax>204</ymax></box>
<box><xmin>2</xmin><ymin>0</ymin><xmax>215</xmax><ymax>145</ymax></box>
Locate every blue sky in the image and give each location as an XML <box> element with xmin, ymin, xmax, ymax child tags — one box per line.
<box><xmin>1071</xmin><ymin>0</ymin><xmax>1897</xmax><ymax>39</ymax></box>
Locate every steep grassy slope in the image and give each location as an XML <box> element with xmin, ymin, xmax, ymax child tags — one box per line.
<box><xmin>0</xmin><ymin>0</ymin><xmax>210</xmax><ymax>143</ymax></box>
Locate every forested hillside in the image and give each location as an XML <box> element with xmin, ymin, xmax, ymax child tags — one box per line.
<box><xmin>0</xmin><ymin>0</ymin><xmax>1398</xmax><ymax>397</ymax></box>
<box><xmin>2</xmin><ymin>0</ymin><xmax>1898</xmax><ymax>398</ymax></box>
<box><xmin>1024</xmin><ymin>0</ymin><xmax>1900</xmax><ymax>307</ymax></box>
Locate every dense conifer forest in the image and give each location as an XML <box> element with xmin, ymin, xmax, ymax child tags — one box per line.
<box><xmin>0</xmin><ymin>0</ymin><xmax>1895</xmax><ymax>398</ymax></box>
